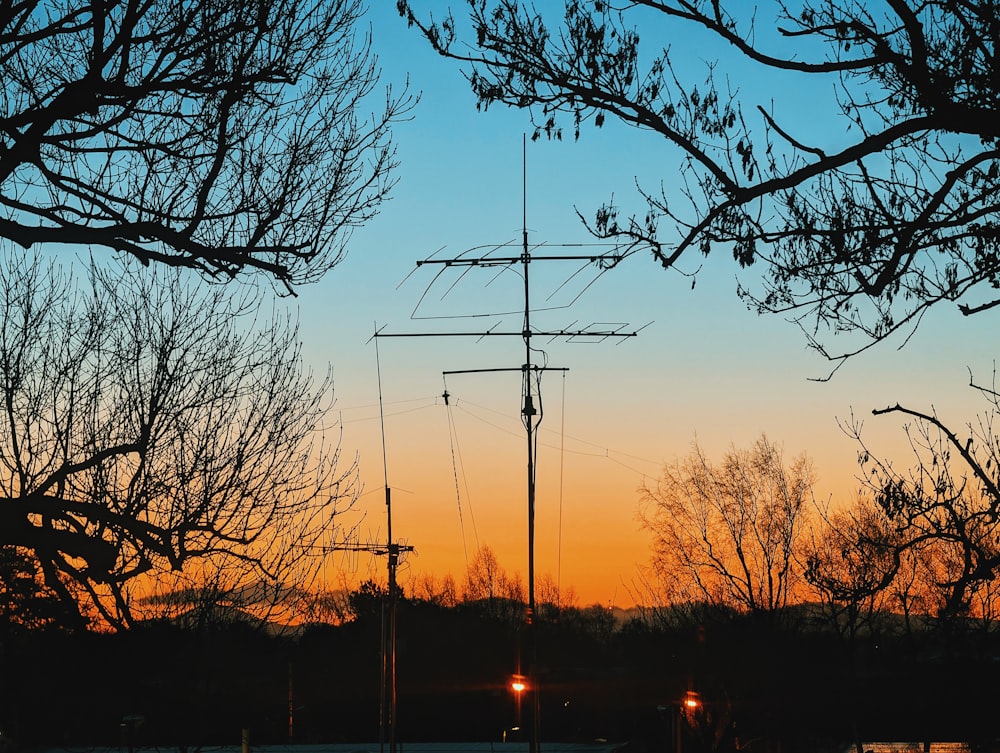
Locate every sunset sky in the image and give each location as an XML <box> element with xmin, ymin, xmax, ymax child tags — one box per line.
<box><xmin>292</xmin><ymin>3</ymin><xmax>994</xmax><ymax>608</ymax></box>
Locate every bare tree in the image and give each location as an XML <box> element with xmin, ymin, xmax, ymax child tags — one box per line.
<box><xmin>398</xmin><ymin>1</ymin><xmax>1000</xmax><ymax>363</ymax></box>
<box><xmin>535</xmin><ymin>570</ymin><xmax>577</xmax><ymax>620</ymax></box>
<box><xmin>296</xmin><ymin>583</ymin><xmax>356</xmax><ymax>625</ymax></box>
<box><xmin>887</xmin><ymin>543</ymin><xmax>935</xmax><ymax>640</ymax></box>
<box><xmin>410</xmin><ymin>572</ymin><xmax>460</xmax><ymax>607</ymax></box>
<box><xmin>1</xmin><ymin>0</ymin><xmax>412</xmax><ymax>288</ymax></box>
<box><xmin>639</xmin><ymin>435</ymin><xmax>813</xmax><ymax>621</ymax></box>
<box><xmin>803</xmin><ymin>495</ymin><xmax>898</xmax><ymax>642</ymax></box>
<box><xmin>0</xmin><ymin>253</ymin><xmax>358</xmax><ymax>630</ymax></box>
<box><xmin>463</xmin><ymin>544</ymin><xmax>525</xmax><ymax>622</ymax></box>
<box><xmin>846</xmin><ymin>375</ymin><xmax>1000</xmax><ymax>620</ymax></box>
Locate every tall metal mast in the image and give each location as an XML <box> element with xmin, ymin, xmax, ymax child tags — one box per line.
<box><xmin>377</xmin><ymin>136</ymin><xmax>642</xmax><ymax>753</ymax></box>
<box><xmin>520</xmin><ymin>150</ymin><xmax>541</xmax><ymax>753</ymax></box>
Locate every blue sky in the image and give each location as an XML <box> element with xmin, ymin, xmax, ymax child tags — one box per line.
<box><xmin>292</xmin><ymin>3</ymin><xmax>995</xmax><ymax>606</ymax></box>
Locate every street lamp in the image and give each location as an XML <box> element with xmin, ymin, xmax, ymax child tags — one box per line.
<box><xmin>506</xmin><ymin>673</ymin><xmax>529</xmax><ymax>742</ymax></box>
<box><xmin>660</xmin><ymin>691</ymin><xmax>702</xmax><ymax>753</ymax></box>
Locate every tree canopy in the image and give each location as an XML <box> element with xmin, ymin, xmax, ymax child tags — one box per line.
<box><xmin>1</xmin><ymin>0</ymin><xmax>412</xmax><ymax>288</ymax></box>
<box><xmin>398</xmin><ymin>1</ymin><xmax>1000</xmax><ymax>364</ymax></box>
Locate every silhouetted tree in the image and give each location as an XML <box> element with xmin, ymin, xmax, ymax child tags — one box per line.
<box><xmin>2</xmin><ymin>0</ymin><xmax>412</xmax><ymax>288</ymax></box>
<box><xmin>0</xmin><ymin>254</ymin><xmax>358</xmax><ymax>630</ymax></box>
<box><xmin>399</xmin><ymin>1</ymin><xmax>1000</xmax><ymax>363</ymax></box>
<box><xmin>296</xmin><ymin>585</ymin><xmax>355</xmax><ymax>625</ymax></box>
<box><xmin>463</xmin><ymin>544</ymin><xmax>525</xmax><ymax>623</ymax></box>
<box><xmin>349</xmin><ymin>578</ymin><xmax>388</xmax><ymax>623</ymax></box>
<box><xmin>558</xmin><ymin>603</ymin><xmax>616</xmax><ymax>642</ymax></box>
<box><xmin>804</xmin><ymin>495</ymin><xmax>897</xmax><ymax>642</ymax></box>
<box><xmin>409</xmin><ymin>572</ymin><xmax>460</xmax><ymax>607</ymax></box>
<box><xmin>846</xmin><ymin>375</ymin><xmax>1000</xmax><ymax>621</ymax></box>
<box><xmin>802</xmin><ymin>495</ymin><xmax>901</xmax><ymax>753</ymax></box>
<box><xmin>0</xmin><ymin>546</ymin><xmax>80</xmax><ymax>633</ymax></box>
<box><xmin>535</xmin><ymin>571</ymin><xmax>578</xmax><ymax>621</ymax></box>
<box><xmin>640</xmin><ymin>435</ymin><xmax>814</xmax><ymax>623</ymax></box>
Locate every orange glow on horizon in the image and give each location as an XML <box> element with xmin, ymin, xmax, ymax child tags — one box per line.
<box><xmin>338</xmin><ymin>400</ymin><xmax>871</xmax><ymax>610</ymax></box>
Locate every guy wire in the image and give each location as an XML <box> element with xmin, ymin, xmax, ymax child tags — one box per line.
<box><xmin>558</xmin><ymin>371</ymin><xmax>566</xmax><ymax>600</ymax></box>
<box><xmin>374</xmin><ymin>327</ymin><xmax>390</xmax><ymax>492</ymax></box>
<box><xmin>443</xmin><ymin>375</ymin><xmax>477</xmax><ymax>567</ymax></box>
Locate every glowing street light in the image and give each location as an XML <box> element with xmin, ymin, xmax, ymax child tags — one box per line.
<box><xmin>511</xmin><ymin>675</ymin><xmax>527</xmax><ymax>694</ymax></box>
<box><xmin>660</xmin><ymin>691</ymin><xmax>702</xmax><ymax>753</ymax></box>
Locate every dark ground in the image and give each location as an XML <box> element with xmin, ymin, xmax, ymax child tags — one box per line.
<box><xmin>3</xmin><ymin>600</ymin><xmax>1000</xmax><ymax>753</ymax></box>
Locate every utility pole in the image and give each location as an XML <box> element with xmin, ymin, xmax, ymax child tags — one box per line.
<box><xmin>377</xmin><ymin>137</ymin><xmax>643</xmax><ymax>753</ymax></box>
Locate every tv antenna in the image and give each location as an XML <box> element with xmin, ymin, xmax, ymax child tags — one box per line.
<box><xmin>376</xmin><ymin>135</ymin><xmax>646</xmax><ymax>753</ymax></box>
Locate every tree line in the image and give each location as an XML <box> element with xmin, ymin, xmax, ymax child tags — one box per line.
<box><xmin>3</xmin><ymin>546</ymin><xmax>999</xmax><ymax>751</ymax></box>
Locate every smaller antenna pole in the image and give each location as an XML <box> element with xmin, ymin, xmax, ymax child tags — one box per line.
<box><xmin>315</xmin><ymin>331</ymin><xmax>413</xmax><ymax>753</ymax></box>
<box><xmin>375</xmin><ymin>333</ymin><xmax>400</xmax><ymax>753</ymax></box>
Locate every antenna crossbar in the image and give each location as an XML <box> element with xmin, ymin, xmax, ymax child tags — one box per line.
<box><xmin>416</xmin><ymin>253</ymin><xmax>626</xmax><ymax>267</ymax></box>
<box><xmin>320</xmin><ymin>541</ymin><xmax>415</xmax><ymax>557</ymax></box>
<box><xmin>376</xmin><ymin>329</ymin><xmax>639</xmax><ymax>339</ymax></box>
<box><xmin>443</xmin><ymin>367</ymin><xmax>569</xmax><ymax>376</ymax></box>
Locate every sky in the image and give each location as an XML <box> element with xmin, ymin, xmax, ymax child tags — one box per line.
<box><xmin>291</xmin><ymin>3</ymin><xmax>996</xmax><ymax>609</ymax></box>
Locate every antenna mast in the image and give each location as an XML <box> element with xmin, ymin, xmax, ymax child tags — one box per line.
<box><xmin>519</xmin><ymin>134</ymin><xmax>541</xmax><ymax>753</ymax></box>
<box><xmin>377</xmin><ymin>135</ymin><xmax>642</xmax><ymax>753</ymax></box>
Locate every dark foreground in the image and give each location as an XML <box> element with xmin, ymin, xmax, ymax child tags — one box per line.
<box><xmin>6</xmin><ymin>602</ymin><xmax>1000</xmax><ymax>753</ymax></box>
